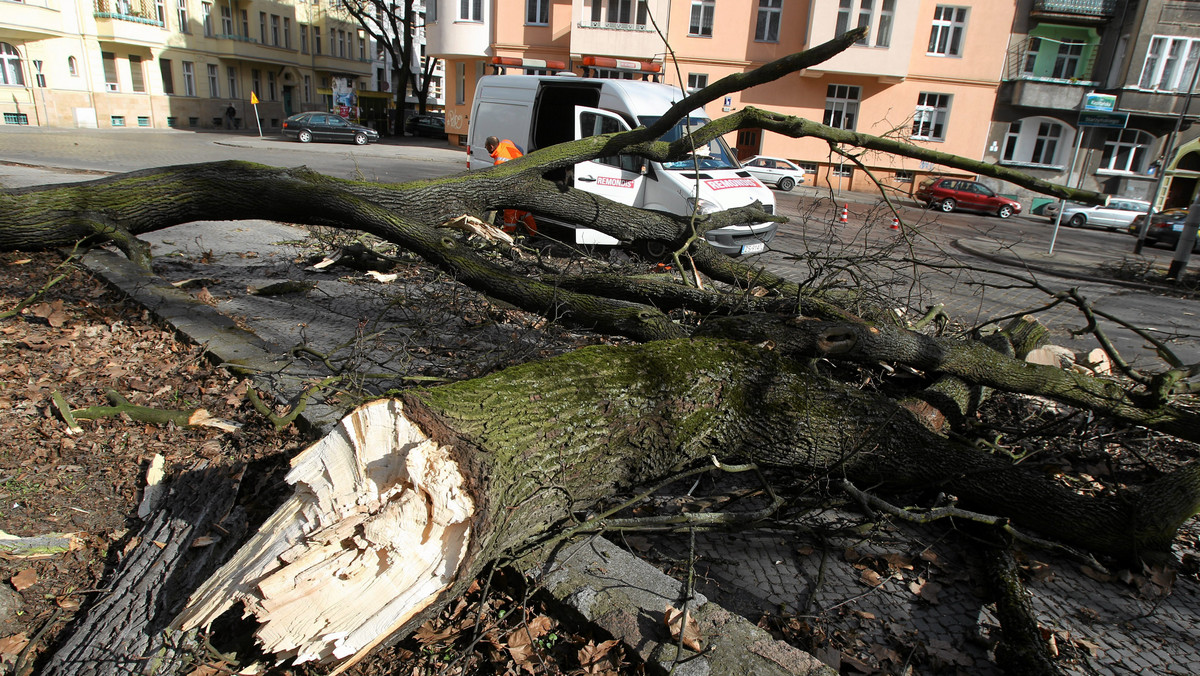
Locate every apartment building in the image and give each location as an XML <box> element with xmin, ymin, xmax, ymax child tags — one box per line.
<box><xmin>1</xmin><ymin>0</ymin><xmax>374</xmax><ymax>130</ymax></box>
<box><xmin>426</xmin><ymin>0</ymin><xmax>1015</xmax><ymax>193</ymax></box>
<box><xmin>987</xmin><ymin>0</ymin><xmax>1197</xmax><ymax>210</ymax></box>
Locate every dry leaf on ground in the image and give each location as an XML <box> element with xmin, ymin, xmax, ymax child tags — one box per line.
<box><xmin>664</xmin><ymin>604</ymin><xmax>703</xmax><ymax>652</ymax></box>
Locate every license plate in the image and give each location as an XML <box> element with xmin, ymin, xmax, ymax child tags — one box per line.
<box><xmin>741</xmin><ymin>242</ymin><xmax>766</xmax><ymax>254</ymax></box>
<box><xmin>1173</xmin><ymin>223</ymin><xmax>1184</xmax><ymax>232</ymax></box>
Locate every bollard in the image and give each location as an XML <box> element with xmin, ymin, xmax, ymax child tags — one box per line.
<box><xmin>839</xmin><ymin>204</ymin><xmax>848</xmax><ymax>225</ymax></box>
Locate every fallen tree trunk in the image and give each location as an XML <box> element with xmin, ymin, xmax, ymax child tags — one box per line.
<box><xmin>176</xmin><ymin>339</ymin><xmax>1200</xmax><ymax>671</ymax></box>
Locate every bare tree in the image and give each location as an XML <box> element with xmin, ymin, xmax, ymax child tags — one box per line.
<box><xmin>339</xmin><ymin>0</ymin><xmax>438</xmax><ymax>133</ymax></box>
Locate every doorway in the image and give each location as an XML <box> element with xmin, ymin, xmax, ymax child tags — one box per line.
<box><xmin>282</xmin><ymin>87</ymin><xmax>293</xmax><ymax>117</ymax></box>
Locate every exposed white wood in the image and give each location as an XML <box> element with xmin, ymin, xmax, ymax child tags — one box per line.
<box><xmin>176</xmin><ymin>399</ymin><xmax>475</xmax><ymax>667</ymax></box>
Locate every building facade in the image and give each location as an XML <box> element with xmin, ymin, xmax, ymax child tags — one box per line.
<box><xmin>426</xmin><ymin>0</ymin><xmax>1016</xmax><ymax>193</ymax></box>
<box><xmin>1</xmin><ymin>0</ymin><xmax>376</xmax><ymax>131</ymax></box>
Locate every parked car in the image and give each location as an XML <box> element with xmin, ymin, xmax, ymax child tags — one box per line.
<box><xmin>1049</xmin><ymin>198</ymin><xmax>1152</xmax><ymax>231</ymax></box>
<box><xmin>1128</xmin><ymin>208</ymin><xmax>1200</xmax><ymax>251</ymax></box>
<box><xmin>740</xmin><ymin>155</ymin><xmax>805</xmax><ymax>191</ymax></box>
<box><xmin>281</xmin><ymin>112</ymin><xmax>379</xmax><ymax>145</ymax></box>
<box><xmin>914</xmin><ymin>177</ymin><xmax>1021</xmax><ymax>218</ymax></box>
<box><xmin>405</xmin><ymin>114</ymin><xmax>447</xmax><ymax>138</ymax></box>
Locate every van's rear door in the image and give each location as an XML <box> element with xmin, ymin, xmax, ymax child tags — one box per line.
<box><xmin>573</xmin><ymin>106</ymin><xmax>645</xmax><ymax>210</ymax></box>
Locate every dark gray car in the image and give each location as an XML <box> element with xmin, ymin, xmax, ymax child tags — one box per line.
<box><xmin>281</xmin><ymin>112</ymin><xmax>380</xmax><ymax>145</ymax></box>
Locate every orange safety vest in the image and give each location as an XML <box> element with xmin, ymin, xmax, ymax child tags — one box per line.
<box><xmin>490</xmin><ymin>139</ymin><xmax>523</xmax><ymax>164</ymax></box>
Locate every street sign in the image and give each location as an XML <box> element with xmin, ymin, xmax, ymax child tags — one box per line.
<box><xmin>1084</xmin><ymin>93</ymin><xmax>1117</xmax><ymax>112</ymax></box>
<box><xmin>1078</xmin><ymin>111</ymin><xmax>1128</xmax><ymax>128</ymax></box>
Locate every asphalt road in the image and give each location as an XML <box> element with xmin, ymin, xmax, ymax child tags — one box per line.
<box><xmin>3</xmin><ymin>126</ymin><xmax>1196</xmax><ymax>366</ymax></box>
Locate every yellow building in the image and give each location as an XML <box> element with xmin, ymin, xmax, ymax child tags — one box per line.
<box><xmin>426</xmin><ymin>0</ymin><xmax>1016</xmax><ymax>192</ymax></box>
<box><xmin>1</xmin><ymin>0</ymin><xmax>374</xmax><ymax>130</ymax></box>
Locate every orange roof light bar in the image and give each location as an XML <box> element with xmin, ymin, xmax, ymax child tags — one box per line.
<box><xmin>490</xmin><ymin>56</ymin><xmax>568</xmax><ymax>71</ymax></box>
<box><xmin>580</xmin><ymin>56</ymin><xmax>662</xmax><ymax>73</ymax></box>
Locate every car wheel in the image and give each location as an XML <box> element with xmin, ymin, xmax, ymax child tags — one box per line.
<box><xmin>297</xmin><ymin>129</ymin><xmax>312</xmax><ymax>143</ymax></box>
<box><xmin>939</xmin><ymin>199</ymin><xmax>956</xmax><ymax>213</ymax></box>
<box><xmin>778</xmin><ymin>177</ymin><xmax>796</xmax><ymax>192</ymax></box>
<box><xmin>354</xmin><ymin>132</ymin><xmax>368</xmax><ymax>145</ymax></box>
<box><xmin>1069</xmin><ymin>214</ymin><xmax>1087</xmax><ymax>228</ymax></box>
<box><xmin>635</xmin><ymin>240</ymin><xmax>671</xmax><ymax>262</ymax></box>
<box><xmin>997</xmin><ymin>205</ymin><xmax>1013</xmax><ymax>219</ymax></box>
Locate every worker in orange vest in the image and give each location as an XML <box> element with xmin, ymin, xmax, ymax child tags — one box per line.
<box><xmin>485</xmin><ymin>136</ymin><xmax>536</xmax><ymax>237</ymax></box>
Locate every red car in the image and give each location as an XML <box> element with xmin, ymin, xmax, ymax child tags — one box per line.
<box><xmin>915</xmin><ymin>177</ymin><xmax>1022</xmax><ymax>219</ymax></box>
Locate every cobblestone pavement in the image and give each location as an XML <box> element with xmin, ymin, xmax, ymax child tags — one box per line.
<box><xmin>635</xmin><ymin>497</ymin><xmax>1200</xmax><ymax>675</ymax></box>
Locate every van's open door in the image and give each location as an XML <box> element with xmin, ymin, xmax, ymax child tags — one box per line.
<box><xmin>573</xmin><ymin>106</ymin><xmax>646</xmax><ymax>213</ymax></box>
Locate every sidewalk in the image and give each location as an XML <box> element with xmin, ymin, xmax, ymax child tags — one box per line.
<box><xmin>955</xmin><ymin>235</ymin><xmax>1175</xmax><ymax>292</ymax></box>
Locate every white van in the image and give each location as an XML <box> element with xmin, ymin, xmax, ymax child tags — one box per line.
<box><xmin>467</xmin><ymin>75</ymin><xmax>778</xmax><ymax>256</ymax></box>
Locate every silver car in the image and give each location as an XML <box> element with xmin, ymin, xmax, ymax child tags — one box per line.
<box><xmin>1049</xmin><ymin>198</ymin><xmax>1152</xmax><ymax>231</ymax></box>
<box><xmin>741</xmin><ymin>155</ymin><xmax>806</xmax><ymax>191</ymax></box>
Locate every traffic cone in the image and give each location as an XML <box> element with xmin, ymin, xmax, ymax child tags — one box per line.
<box><xmin>838</xmin><ymin>204</ymin><xmax>848</xmax><ymax>225</ymax></box>
<box><xmin>890</xmin><ymin>217</ymin><xmax>900</xmax><ymax>230</ymax></box>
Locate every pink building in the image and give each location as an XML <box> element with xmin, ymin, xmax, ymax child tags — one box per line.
<box><xmin>426</xmin><ymin>0</ymin><xmax>1015</xmax><ymax>193</ymax></box>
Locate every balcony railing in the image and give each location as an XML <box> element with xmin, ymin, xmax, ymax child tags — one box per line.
<box><xmin>1031</xmin><ymin>0</ymin><xmax>1118</xmax><ymax>18</ymax></box>
<box><xmin>1005</xmin><ymin>36</ymin><xmax>1099</xmax><ymax>85</ymax></box>
<box><xmin>93</xmin><ymin>0</ymin><xmax>164</xmax><ymax>26</ymax></box>
<box><xmin>576</xmin><ymin>19</ymin><xmax>654</xmax><ymax>32</ymax></box>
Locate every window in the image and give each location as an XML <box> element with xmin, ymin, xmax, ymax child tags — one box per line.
<box><xmin>271</xmin><ymin>15</ymin><xmax>280</xmax><ymax>46</ymax></box>
<box><xmin>836</xmin><ymin>0</ymin><xmax>893</xmax><ymax>47</ymax></box>
<box><xmin>1052</xmin><ymin>39</ymin><xmax>1084</xmax><ymax>79</ymax></box>
<box><xmin>129</xmin><ymin>55</ymin><xmax>145</xmax><ymax>92</ymax></box>
<box><xmin>1001</xmin><ymin>117</ymin><xmax>1066</xmax><ymax>167</ymax></box>
<box><xmin>314</xmin><ymin>26</ymin><xmax>322</xmax><ymax>54</ymax></box>
<box><xmin>928</xmin><ymin>5</ymin><xmax>967</xmax><ymax>56</ymax></box>
<box><xmin>182</xmin><ymin>61</ymin><xmax>196</xmax><ymax>96</ymax></box>
<box><xmin>304</xmin><ymin>74</ymin><xmax>311</xmax><ymax>102</ymax></box>
<box><xmin>259</xmin><ymin>12</ymin><xmax>267</xmax><ymax>43</ymax></box>
<box><xmin>202</xmin><ymin>2</ymin><xmax>212</xmax><ymax>36</ymax></box>
<box><xmin>284</xmin><ymin>18</ymin><xmax>291</xmax><ymax>49</ymax></box>
<box><xmin>32</xmin><ymin>60</ymin><xmax>45</xmax><ymax>88</ymax></box>
<box><xmin>102</xmin><ymin>51</ymin><xmax>118</xmax><ymax>91</ymax></box>
<box><xmin>358</xmin><ymin>31</ymin><xmax>365</xmax><ymax>59</ymax></box>
<box><xmin>527</xmin><ymin>0</ymin><xmax>549</xmax><ymax>24</ymax></box>
<box><xmin>111</xmin><ymin>116</ymin><xmax>126</xmax><ymax>127</ymax></box>
<box><xmin>268</xmin><ymin>71</ymin><xmax>276</xmax><ymax>100</ymax></box>
<box><xmin>300</xmin><ymin>24</ymin><xmax>308</xmax><ymax>53</ymax></box>
<box><xmin>68</xmin><ymin>56</ymin><xmax>78</xmax><ymax>77</ymax></box>
<box><xmin>207</xmin><ymin>63</ymin><xmax>219</xmax><ymax>97</ymax></box>
<box><xmin>876</xmin><ymin>0</ymin><xmax>894</xmax><ymax>48</ymax></box>
<box><xmin>756</xmin><ymin>0</ymin><xmax>781</xmax><ymax>42</ymax></box>
<box><xmin>459</xmin><ymin>0</ymin><xmax>482</xmax><ymax>21</ymax></box>
<box><xmin>687</xmin><ymin>72</ymin><xmax>708</xmax><ymax>92</ymax></box>
<box><xmin>1</xmin><ymin>44</ymin><xmax>25</xmax><ymax>86</ymax></box>
<box><xmin>1100</xmin><ymin>128</ymin><xmax>1153</xmax><ymax>173</ymax></box>
<box><xmin>220</xmin><ymin>5</ymin><xmax>233</xmax><ymax>34</ymax></box>
<box><xmin>1139</xmin><ymin>36</ymin><xmax>1200</xmax><ymax>92</ymax></box>
<box><xmin>689</xmin><ymin>0</ymin><xmax>714</xmax><ymax>37</ymax></box>
<box><xmin>156</xmin><ymin>0</ymin><xmax>165</xmax><ymax>25</ymax></box>
<box><xmin>240</xmin><ymin>9</ymin><xmax>248</xmax><ymax>37</ymax></box>
<box><xmin>428</xmin><ymin>0</ymin><xmax>436</xmax><ymax>22</ymax></box>
<box><xmin>912</xmin><ymin>92</ymin><xmax>950</xmax><ymax>141</ymax></box>
<box><xmin>456</xmin><ymin>62</ymin><xmax>465</xmax><ymax>104</ymax></box>
<box><xmin>823</xmin><ymin>84</ymin><xmax>860</xmax><ymax>130</ymax></box>
<box><xmin>138</xmin><ymin>116</ymin><xmax>150</xmax><ymax>126</ymax></box>
<box><xmin>4</xmin><ymin>112</ymin><xmax>30</xmax><ymax>125</ymax></box>
<box><xmin>160</xmin><ymin>58</ymin><xmax>174</xmax><ymax>93</ymax></box>
<box><xmin>227</xmin><ymin>65</ymin><xmax>237</xmax><ymax>98</ymax></box>
<box><xmin>338</xmin><ymin>29</ymin><xmax>346</xmax><ymax>58</ymax></box>
<box><xmin>251</xmin><ymin>68</ymin><xmax>260</xmax><ymax>98</ymax></box>
<box><xmin>177</xmin><ymin>0</ymin><xmax>189</xmax><ymax>33</ymax></box>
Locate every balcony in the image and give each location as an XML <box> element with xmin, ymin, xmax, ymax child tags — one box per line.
<box><xmin>1031</xmin><ymin>0</ymin><xmax>1117</xmax><ymax>24</ymax></box>
<box><xmin>93</xmin><ymin>0</ymin><xmax>166</xmax><ymax>44</ymax></box>
<box><xmin>1</xmin><ymin>0</ymin><xmax>62</xmax><ymax>39</ymax></box>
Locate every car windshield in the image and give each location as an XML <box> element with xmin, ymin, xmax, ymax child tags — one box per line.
<box><xmin>639</xmin><ymin>115</ymin><xmax>738</xmax><ymax>170</ymax></box>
